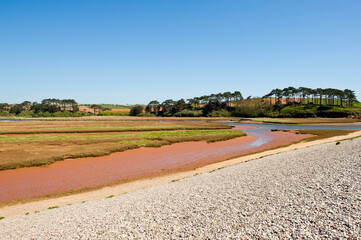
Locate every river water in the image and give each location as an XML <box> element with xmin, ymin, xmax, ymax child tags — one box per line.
<box><xmin>222</xmin><ymin>122</ymin><xmax>361</xmax><ymax>147</ymax></box>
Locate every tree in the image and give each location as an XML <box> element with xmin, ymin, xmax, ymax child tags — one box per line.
<box><xmin>173</xmin><ymin>99</ymin><xmax>187</xmax><ymax>113</ymax></box>
<box><xmin>129</xmin><ymin>105</ymin><xmax>144</xmax><ymax>116</ymax></box>
<box><xmin>223</xmin><ymin>92</ymin><xmax>233</xmax><ymax>106</ymax></box>
<box><xmin>233</xmin><ymin>91</ymin><xmax>243</xmax><ymax>102</ymax></box>
<box><xmin>161</xmin><ymin>99</ymin><xmax>175</xmax><ymax>113</ymax></box>
<box><xmin>9</xmin><ymin>104</ymin><xmax>24</xmax><ymax>115</ymax></box>
<box><xmin>146</xmin><ymin>100</ymin><xmax>160</xmax><ymax>114</ymax></box>
<box><xmin>90</xmin><ymin>104</ymin><xmax>103</xmax><ymax>114</ymax></box>
<box><xmin>344</xmin><ymin>89</ymin><xmax>356</xmax><ymax>107</ymax></box>
<box><xmin>273</xmin><ymin>88</ymin><xmax>283</xmax><ymax>105</ymax></box>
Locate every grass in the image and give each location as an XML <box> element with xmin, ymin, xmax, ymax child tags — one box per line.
<box><xmin>0</xmin><ymin>120</ymin><xmax>245</xmax><ymax>171</ymax></box>
<box><xmin>209</xmin><ymin>166</ymin><xmax>226</xmax><ymax>173</ymax></box>
<box><xmin>354</xmin><ymin>102</ymin><xmax>361</xmax><ymax>108</ymax></box>
<box><xmin>98</xmin><ymin>104</ymin><xmax>130</xmax><ymax>109</ymax></box>
<box><xmin>0</xmin><ymin>217</ymin><xmax>4</xmax><ymax>220</ymax></box>
<box><xmin>0</xmin><ymin>121</ymin><xmax>232</xmax><ymax>134</ymax></box>
<box><xmin>294</xmin><ymin>129</ymin><xmax>356</xmax><ymax>141</ymax></box>
<box><xmin>0</xmin><ymin>116</ymin><xmax>239</xmax><ymax>122</ymax></box>
<box><xmin>47</xmin><ymin>206</ymin><xmax>59</xmax><ymax>210</ymax></box>
<box><xmin>241</xmin><ymin>117</ymin><xmax>360</xmax><ymax>124</ymax></box>
<box><xmin>106</xmin><ymin>195</ymin><xmax>115</xmax><ymax>198</ymax></box>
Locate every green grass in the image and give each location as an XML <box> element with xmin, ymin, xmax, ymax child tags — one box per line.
<box><xmin>0</xmin><ymin>130</ymin><xmax>244</xmax><ymax>143</ymax></box>
<box><xmin>98</xmin><ymin>104</ymin><xmax>130</xmax><ymax>109</ymax></box>
<box><xmin>0</xmin><ymin>124</ymin><xmax>231</xmax><ymax>135</ymax></box>
<box><xmin>242</xmin><ymin>117</ymin><xmax>360</xmax><ymax>124</ymax></box>
<box><xmin>0</xmin><ymin>217</ymin><xmax>4</xmax><ymax>220</ymax></box>
<box><xmin>295</xmin><ymin>129</ymin><xmax>355</xmax><ymax>141</ymax></box>
<box><xmin>106</xmin><ymin>195</ymin><xmax>115</xmax><ymax>198</ymax></box>
<box><xmin>47</xmin><ymin>206</ymin><xmax>59</xmax><ymax>210</ymax></box>
<box><xmin>354</xmin><ymin>102</ymin><xmax>361</xmax><ymax>108</ymax></box>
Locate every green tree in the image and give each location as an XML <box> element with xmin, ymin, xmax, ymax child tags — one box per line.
<box><xmin>129</xmin><ymin>105</ymin><xmax>144</xmax><ymax>116</ymax></box>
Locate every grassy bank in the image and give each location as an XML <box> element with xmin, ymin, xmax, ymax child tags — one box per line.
<box><xmin>294</xmin><ymin>129</ymin><xmax>357</xmax><ymax>141</ymax></box>
<box><xmin>0</xmin><ymin>116</ymin><xmax>239</xmax><ymax>121</ymax></box>
<box><xmin>0</xmin><ymin>121</ymin><xmax>232</xmax><ymax>134</ymax></box>
<box><xmin>0</xmin><ymin>120</ymin><xmax>245</xmax><ymax>171</ymax></box>
<box><xmin>241</xmin><ymin>117</ymin><xmax>360</xmax><ymax>124</ymax></box>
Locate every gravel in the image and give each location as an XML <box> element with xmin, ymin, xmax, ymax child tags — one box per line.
<box><xmin>1</xmin><ymin>138</ymin><xmax>360</xmax><ymax>239</ymax></box>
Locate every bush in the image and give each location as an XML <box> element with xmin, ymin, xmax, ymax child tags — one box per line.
<box><xmin>0</xmin><ymin>110</ymin><xmax>15</xmax><ymax>117</ymax></box>
<box><xmin>234</xmin><ymin>99</ymin><xmax>272</xmax><ymax>117</ymax></box>
<box><xmin>279</xmin><ymin>105</ymin><xmax>317</xmax><ymax>118</ymax></box>
<box><xmin>137</xmin><ymin>112</ymin><xmax>155</xmax><ymax>117</ymax></box>
<box><xmin>207</xmin><ymin>109</ymin><xmax>231</xmax><ymax>117</ymax></box>
<box><xmin>174</xmin><ymin>109</ymin><xmax>203</xmax><ymax>117</ymax></box>
<box><xmin>318</xmin><ymin>106</ymin><xmax>360</xmax><ymax>118</ymax></box>
<box><xmin>101</xmin><ymin>111</ymin><xmax>130</xmax><ymax>116</ymax></box>
<box><xmin>129</xmin><ymin>105</ymin><xmax>144</xmax><ymax>116</ymax></box>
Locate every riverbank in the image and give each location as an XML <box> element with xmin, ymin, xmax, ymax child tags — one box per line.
<box><xmin>1</xmin><ymin>133</ymin><xmax>360</xmax><ymax>238</ymax></box>
<box><xmin>0</xmin><ymin>129</ymin><xmax>308</xmax><ymax>203</ymax></box>
<box><xmin>1</xmin><ymin>130</ymin><xmax>360</xmax><ymax>218</ymax></box>
<box><xmin>240</xmin><ymin>117</ymin><xmax>360</xmax><ymax>125</ymax></box>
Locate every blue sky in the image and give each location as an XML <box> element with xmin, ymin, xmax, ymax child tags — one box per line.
<box><xmin>1</xmin><ymin>0</ymin><xmax>360</xmax><ymax>104</ymax></box>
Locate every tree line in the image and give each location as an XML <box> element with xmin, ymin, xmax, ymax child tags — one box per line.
<box><xmin>140</xmin><ymin>91</ymin><xmax>244</xmax><ymax>117</ymax></box>
<box><xmin>263</xmin><ymin>87</ymin><xmax>357</xmax><ymax>107</ymax></box>
<box><xmin>0</xmin><ymin>99</ymin><xmax>84</xmax><ymax>117</ymax></box>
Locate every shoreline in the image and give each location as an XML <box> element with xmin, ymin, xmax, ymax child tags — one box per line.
<box><xmin>0</xmin><ymin>130</ymin><xmax>306</xmax><ymax>203</ymax></box>
<box><xmin>1</xmin><ymin>130</ymin><xmax>361</xmax><ymax>218</ymax></box>
<box><xmin>239</xmin><ymin>119</ymin><xmax>361</xmax><ymax>125</ymax></box>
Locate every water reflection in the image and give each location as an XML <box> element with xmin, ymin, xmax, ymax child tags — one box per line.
<box><xmin>223</xmin><ymin>122</ymin><xmax>361</xmax><ymax>148</ymax></box>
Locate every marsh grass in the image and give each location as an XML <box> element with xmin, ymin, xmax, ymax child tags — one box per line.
<box><xmin>0</xmin><ymin>120</ymin><xmax>232</xmax><ymax>134</ymax></box>
<box><xmin>0</xmin><ymin>121</ymin><xmax>245</xmax><ymax>171</ymax></box>
<box><xmin>295</xmin><ymin>129</ymin><xmax>356</xmax><ymax>141</ymax></box>
<box><xmin>241</xmin><ymin>117</ymin><xmax>360</xmax><ymax>124</ymax></box>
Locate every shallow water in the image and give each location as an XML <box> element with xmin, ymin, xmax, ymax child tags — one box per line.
<box><xmin>222</xmin><ymin>122</ymin><xmax>361</xmax><ymax>147</ymax></box>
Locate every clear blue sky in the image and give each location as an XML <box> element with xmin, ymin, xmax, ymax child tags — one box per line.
<box><xmin>1</xmin><ymin>0</ymin><xmax>360</xmax><ymax>104</ymax></box>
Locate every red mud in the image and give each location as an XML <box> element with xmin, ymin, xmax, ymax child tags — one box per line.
<box><xmin>0</xmin><ymin>131</ymin><xmax>310</xmax><ymax>203</ymax></box>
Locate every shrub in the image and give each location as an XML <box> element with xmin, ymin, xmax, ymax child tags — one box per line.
<box><xmin>137</xmin><ymin>112</ymin><xmax>155</xmax><ymax>117</ymax></box>
<box><xmin>279</xmin><ymin>105</ymin><xmax>317</xmax><ymax>118</ymax></box>
<box><xmin>129</xmin><ymin>105</ymin><xmax>144</xmax><ymax>116</ymax></box>
<box><xmin>101</xmin><ymin>111</ymin><xmax>130</xmax><ymax>116</ymax></box>
<box><xmin>318</xmin><ymin>106</ymin><xmax>360</xmax><ymax>118</ymax></box>
<box><xmin>207</xmin><ymin>109</ymin><xmax>231</xmax><ymax>117</ymax></box>
<box><xmin>174</xmin><ymin>109</ymin><xmax>203</xmax><ymax>117</ymax></box>
<box><xmin>0</xmin><ymin>110</ymin><xmax>15</xmax><ymax>117</ymax></box>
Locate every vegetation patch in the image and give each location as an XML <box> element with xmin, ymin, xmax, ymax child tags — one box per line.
<box><xmin>286</xmin><ymin>129</ymin><xmax>356</xmax><ymax>142</ymax></box>
<box><xmin>0</xmin><ymin>121</ymin><xmax>245</xmax><ymax>171</ymax></box>
<box><xmin>47</xmin><ymin>206</ymin><xmax>59</xmax><ymax>210</ymax></box>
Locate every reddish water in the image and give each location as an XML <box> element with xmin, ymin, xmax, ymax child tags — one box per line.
<box><xmin>0</xmin><ymin>130</ymin><xmax>310</xmax><ymax>202</ymax></box>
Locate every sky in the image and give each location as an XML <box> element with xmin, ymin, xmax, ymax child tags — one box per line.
<box><xmin>0</xmin><ymin>0</ymin><xmax>360</xmax><ymax>104</ymax></box>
